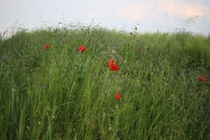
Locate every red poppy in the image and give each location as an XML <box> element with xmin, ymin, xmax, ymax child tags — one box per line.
<box><xmin>43</xmin><ymin>44</ymin><xmax>49</xmax><ymax>49</ymax></box>
<box><xmin>77</xmin><ymin>45</ymin><xmax>86</xmax><ymax>53</ymax></box>
<box><xmin>197</xmin><ymin>76</ymin><xmax>207</xmax><ymax>82</ymax></box>
<box><xmin>115</xmin><ymin>93</ymin><xmax>121</xmax><ymax>100</ymax></box>
<box><xmin>108</xmin><ymin>60</ymin><xmax>119</xmax><ymax>71</ymax></box>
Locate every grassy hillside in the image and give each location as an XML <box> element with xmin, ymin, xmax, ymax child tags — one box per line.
<box><xmin>0</xmin><ymin>27</ymin><xmax>210</xmax><ymax>140</ymax></box>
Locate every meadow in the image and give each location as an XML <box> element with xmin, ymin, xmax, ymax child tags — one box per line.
<box><xmin>0</xmin><ymin>27</ymin><xmax>210</xmax><ymax>140</ymax></box>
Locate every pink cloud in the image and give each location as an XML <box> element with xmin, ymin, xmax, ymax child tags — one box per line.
<box><xmin>159</xmin><ymin>1</ymin><xmax>210</xmax><ymax>18</ymax></box>
<box><xmin>119</xmin><ymin>2</ymin><xmax>154</xmax><ymax>21</ymax></box>
<box><xmin>118</xmin><ymin>0</ymin><xmax>210</xmax><ymax>22</ymax></box>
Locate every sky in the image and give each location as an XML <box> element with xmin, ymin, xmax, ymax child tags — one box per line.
<box><xmin>1</xmin><ymin>0</ymin><xmax>210</xmax><ymax>35</ymax></box>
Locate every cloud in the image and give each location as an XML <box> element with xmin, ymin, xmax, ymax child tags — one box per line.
<box><xmin>118</xmin><ymin>2</ymin><xmax>154</xmax><ymax>21</ymax></box>
<box><xmin>159</xmin><ymin>1</ymin><xmax>210</xmax><ymax>18</ymax></box>
<box><xmin>118</xmin><ymin>0</ymin><xmax>210</xmax><ymax>22</ymax></box>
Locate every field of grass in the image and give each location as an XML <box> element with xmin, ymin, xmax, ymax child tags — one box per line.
<box><xmin>0</xmin><ymin>27</ymin><xmax>210</xmax><ymax>140</ymax></box>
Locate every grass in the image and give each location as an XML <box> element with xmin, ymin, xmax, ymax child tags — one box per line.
<box><xmin>0</xmin><ymin>27</ymin><xmax>210</xmax><ymax>140</ymax></box>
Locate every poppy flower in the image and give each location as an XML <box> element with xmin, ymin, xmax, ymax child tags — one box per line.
<box><xmin>108</xmin><ymin>59</ymin><xmax>119</xmax><ymax>71</ymax></box>
<box><xmin>77</xmin><ymin>45</ymin><xmax>86</xmax><ymax>53</ymax></box>
<box><xmin>115</xmin><ymin>93</ymin><xmax>121</xmax><ymax>100</ymax></box>
<box><xmin>197</xmin><ymin>76</ymin><xmax>207</xmax><ymax>82</ymax></box>
<box><xmin>43</xmin><ymin>44</ymin><xmax>49</xmax><ymax>49</ymax></box>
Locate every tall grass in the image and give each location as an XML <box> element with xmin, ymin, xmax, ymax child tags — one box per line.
<box><xmin>0</xmin><ymin>27</ymin><xmax>209</xmax><ymax>139</ymax></box>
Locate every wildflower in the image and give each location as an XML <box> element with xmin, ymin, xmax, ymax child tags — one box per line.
<box><xmin>112</xmin><ymin>50</ymin><xmax>116</xmax><ymax>54</ymax></box>
<box><xmin>77</xmin><ymin>45</ymin><xmax>86</xmax><ymax>53</ymax></box>
<box><xmin>43</xmin><ymin>44</ymin><xmax>49</xmax><ymax>49</ymax></box>
<box><xmin>115</xmin><ymin>93</ymin><xmax>121</xmax><ymax>100</ymax></box>
<box><xmin>197</xmin><ymin>76</ymin><xmax>207</xmax><ymax>82</ymax></box>
<box><xmin>108</xmin><ymin>60</ymin><xmax>115</xmax><ymax>67</ymax></box>
<box><xmin>108</xmin><ymin>59</ymin><xmax>119</xmax><ymax>71</ymax></box>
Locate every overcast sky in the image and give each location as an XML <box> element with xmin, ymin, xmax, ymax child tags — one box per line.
<box><xmin>1</xmin><ymin>0</ymin><xmax>210</xmax><ymax>34</ymax></box>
